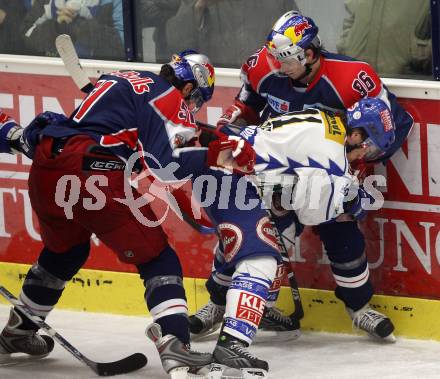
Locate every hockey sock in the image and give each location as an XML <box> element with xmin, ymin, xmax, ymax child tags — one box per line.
<box><xmin>137</xmin><ymin>246</ymin><xmax>189</xmax><ymax>344</ymax></box>
<box><xmin>18</xmin><ymin>243</ymin><xmax>90</xmax><ymax>330</ymax></box>
<box><xmin>223</xmin><ymin>256</ymin><xmax>277</xmax><ymax>345</ymax></box>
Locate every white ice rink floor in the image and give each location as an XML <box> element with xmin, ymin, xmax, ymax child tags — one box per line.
<box><xmin>1</xmin><ymin>304</ymin><xmax>440</xmax><ymax>379</ymax></box>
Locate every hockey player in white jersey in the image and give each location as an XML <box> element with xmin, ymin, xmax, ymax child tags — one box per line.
<box><xmin>190</xmin><ymin>98</ymin><xmax>397</xmax><ymax>350</ymax></box>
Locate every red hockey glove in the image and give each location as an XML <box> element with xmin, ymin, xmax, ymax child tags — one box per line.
<box><xmin>207</xmin><ymin>135</ymin><xmax>256</xmax><ymax>174</ymax></box>
<box><xmin>349</xmin><ymin>158</ymin><xmax>374</xmax><ymax>185</ymax></box>
<box><xmin>216</xmin><ymin>100</ymin><xmax>260</xmax><ymax>130</ymax></box>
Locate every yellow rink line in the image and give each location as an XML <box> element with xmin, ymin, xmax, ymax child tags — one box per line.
<box><xmin>1</xmin><ymin>262</ymin><xmax>439</xmax><ymax>340</ymax></box>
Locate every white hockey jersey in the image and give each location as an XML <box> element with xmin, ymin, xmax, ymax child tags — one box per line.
<box><xmin>239</xmin><ymin>108</ymin><xmax>356</xmax><ymax>225</ymax></box>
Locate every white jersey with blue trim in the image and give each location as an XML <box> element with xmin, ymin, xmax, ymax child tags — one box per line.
<box><xmin>239</xmin><ymin>108</ymin><xmax>355</xmax><ymax>225</ymax></box>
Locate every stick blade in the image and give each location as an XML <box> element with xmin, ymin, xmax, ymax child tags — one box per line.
<box><xmin>55</xmin><ymin>34</ymin><xmax>92</xmax><ymax>92</ymax></box>
<box><xmin>92</xmin><ymin>353</ymin><xmax>148</xmax><ymax>376</ymax></box>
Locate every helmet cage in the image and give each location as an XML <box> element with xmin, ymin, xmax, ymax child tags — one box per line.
<box><xmin>266</xmin><ymin>12</ymin><xmax>320</xmax><ymax>66</ymax></box>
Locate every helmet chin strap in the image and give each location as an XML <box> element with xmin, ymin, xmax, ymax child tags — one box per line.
<box><xmin>296</xmin><ymin>55</ymin><xmax>319</xmax><ymax>83</ymax></box>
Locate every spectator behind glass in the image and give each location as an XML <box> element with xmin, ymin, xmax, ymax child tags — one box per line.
<box><xmin>0</xmin><ymin>0</ymin><xmax>30</xmax><ymax>54</ymax></box>
<box><xmin>150</xmin><ymin>0</ymin><xmax>200</xmax><ymax>63</ymax></box>
<box><xmin>160</xmin><ymin>0</ymin><xmax>299</xmax><ymax>67</ymax></box>
<box><xmin>136</xmin><ymin>0</ymin><xmax>180</xmax><ymax>63</ymax></box>
<box><xmin>337</xmin><ymin>0</ymin><xmax>432</xmax><ymax>77</ymax></box>
<box><xmin>409</xmin><ymin>1</ymin><xmax>432</xmax><ymax>75</ymax></box>
<box><xmin>22</xmin><ymin>0</ymin><xmax>124</xmax><ymax>60</ymax></box>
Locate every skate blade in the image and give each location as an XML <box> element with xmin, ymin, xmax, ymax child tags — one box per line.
<box><xmin>368</xmin><ymin>332</ymin><xmax>396</xmax><ymax>344</ymax></box>
<box><xmin>255</xmin><ymin>328</ymin><xmax>301</xmax><ymax>343</ymax></box>
<box><xmin>169</xmin><ymin>366</ymin><xmax>210</xmax><ymax>379</ymax></box>
<box><xmin>169</xmin><ymin>366</ymin><xmax>190</xmax><ymax>379</ymax></box>
<box><xmin>205</xmin><ymin>363</ymin><xmax>268</xmax><ymax>379</ymax></box>
<box><xmin>0</xmin><ymin>352</ymin><xmax>49</xmax><ymax>366</ymax></box>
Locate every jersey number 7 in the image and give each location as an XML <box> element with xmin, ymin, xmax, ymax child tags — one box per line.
<box><xmin>73</xmin><ymin>80</ymin><xmax>117</xmax><ymax>123</ymax></box>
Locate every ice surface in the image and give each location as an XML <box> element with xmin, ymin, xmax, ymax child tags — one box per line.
<box><xmin>1</xmin><ymin>304</ymin><xmax>440</xmax><ymax>378</ymax></box>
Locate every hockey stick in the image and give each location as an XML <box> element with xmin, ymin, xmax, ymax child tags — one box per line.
<box><xmin>55</xmin><ymin>34</ymin><xmax>94</xmax><ymax>93</ymax></box>
<box><xmin>0</xmin><ymin>286</ymin><xmax>147</xmax><ymax>376</ymax></box>
<box><xmin>195</xmin><ymin>120</ymin><xmax>242</xmax><ymax>135</ymax></box>
<box><xmin>266</xmin><ymin>210</ymin><xmax>304</xmax><ymax>321</ymax></box>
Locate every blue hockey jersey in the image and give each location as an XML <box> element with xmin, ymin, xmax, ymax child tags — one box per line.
<box><xmin>41</xmin><ymin>70</ymin><xmax>208</xmax><ymax>180</ymax></box>
<box><xmin>238</xmin><ymin>47</ymin><xmax>414</xmax><ymax>162</ymax></box>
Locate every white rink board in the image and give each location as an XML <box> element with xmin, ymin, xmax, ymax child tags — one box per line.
<box><xmin>1</xmin><ymin>54</ymin><xmax>440</xmax><ymax>99</ymax></box>
<box><xmin>1</xmin><ymin>305</ymin><xmax>440</xmax><ymax>379</ymax></box>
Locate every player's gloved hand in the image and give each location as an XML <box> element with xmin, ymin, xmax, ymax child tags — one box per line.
<box><xmin>349</xmin><ymin>155</ymin><xmax>375</xmax><ymax>185</ymax></box>
<box><xmin>22</xmin><ymin>111</ymin><xmax>68</xmax><ymax>158</ymax></box>
<box><xmin>216</xmin><ymin>100</ymin><xmax>260</xmax><ymax>131</ymax></box>
<box><xmin>342</xmin><ymin>186</ymin><xmax>374</xmax><ymax>221</ymax></box>
<box><xmin>207</xmin><ymin>134</ymin><xmax>256</xmax><ymax>174</ymax></box>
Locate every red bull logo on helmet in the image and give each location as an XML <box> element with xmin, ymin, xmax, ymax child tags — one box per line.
<box><xmin>203</xmin><ymin>62</ymin><xmax>215</xmax><ymax>87</ymax></box>
<box><xmin>283</xmin><ymin>20</ymin><xmax>312</xmax><ymax>44</ymax></box>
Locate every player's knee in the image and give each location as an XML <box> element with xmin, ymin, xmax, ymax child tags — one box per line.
<box><xmin>320</xmin><ymin>224</ymin><xmax>365</xmax><ymax>263</ymax></box>
<box><xmin>136</xmin><ymin>245</ymin><xmax>182</xmax><ymax>281</ymax></box>
<box><xmin>37</xmin><ymin>242</ymin><xmax>90</xmax><ymax>281</ymax></box>
<box><xmin>234</xmin><ymin>255</ymin><xmax>278</xmax><ymax>283</ymax></box>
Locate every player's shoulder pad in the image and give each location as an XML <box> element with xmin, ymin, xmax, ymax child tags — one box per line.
<box><xmin>240</xmin><ymin>46</ymin><xmax>274</xmax><ymax>93</ymax></box>
<box><xmin>320</xmin><ymin>52</ymin><xmax>383</xmax><ymax>108</ymax></box>
<box><xmin>149</xmin><ymin>86</ymin><xmax>197</xmax><ymax>131</ymax></box>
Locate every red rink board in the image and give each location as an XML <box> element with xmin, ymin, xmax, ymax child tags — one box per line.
<box><xmin>1</xmin><ymin>72</ymin><xmax>440</xmax><ymax>299</ymax></box>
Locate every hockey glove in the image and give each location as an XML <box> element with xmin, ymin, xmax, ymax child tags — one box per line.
<box><xmin>23</xmin><ymin>112</ymin><xmax>69</xmax><ymax>158</ymax></box>
<box><xmin>0</xmin><ymin>111</ymin><xmax>33</xmax><ymax>158</ymax></box>
<box><xmin>216</xmin><ymin>99</ymin><xmax>260</xmax><ymax>131</ymax></box>
<box><xmin>207</xmin><ymin>135</ymin><xmax>256</xmax><ymax>174</ymax></box>
<box><xmin>343</xmin><ymin>186</ymin><xmax>375</xmax><ymax>221</ymax></box>
<box><xmin>0</xmin><ymin>110</ymin><xmax>67</xmax><ymax>159</ymax></box>
<box><xmin>0</xmin><ymin>111</ymin><xmax>19</xmax><ymax>154</ymax></box>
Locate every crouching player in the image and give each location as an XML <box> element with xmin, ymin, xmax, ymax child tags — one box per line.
<box><xmin>191</xmin><ymin>98</ymin><xmax>398</xmax><ymax>354</ymax></box>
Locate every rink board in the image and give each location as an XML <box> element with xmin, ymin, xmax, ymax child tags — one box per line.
<box><xmin>1</xmin><ymin>261</ymin><xmax>439</xmax><ymax>341</ymax></box>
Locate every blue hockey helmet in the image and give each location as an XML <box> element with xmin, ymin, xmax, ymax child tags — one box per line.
<box><xmin>346</xmin><ymin>98</ymin><xmax>396</xmax><ymax>161</ymax></box>
<box><xmin>170</xmin><ymin>49</ymin><xmax>215</xmax><ymax>113</ymax></box>
<box><xmin>266</xmin><ymin>11</ymin><xmax>321</xmax><ymax>65</ymax></box>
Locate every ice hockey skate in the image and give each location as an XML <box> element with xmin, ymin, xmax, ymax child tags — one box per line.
<box><xmin>190</xmin><ymin>301</ymin><xmax>301</xmax><ymax>343</ymax></box>
<box><xmin>207</xmin><ymin>332</ymin><xmax>268</xmax><ymax>379</ymax></box>
<box><xmin>257</xmin><ymin>307</ymin><xmax>301</xmax><ymax>342</ymax></box>
<box><xmin>0</xmin><ymin>308</ymin><xmax>54</xmax><ymax>363</ymax></box>
<box><xmin>189</xmin><ymin>300</ymin><xmax>225</xmax><ymax>340</ymax></box>
<box><xmin>146</xmin><ymin>322</ymin><xmax>212</xmax><ymax>379</ymax></box>
<box><xmin>348</xmin><ymin>305</ymin><xmax>396</xmax><ymax>342</ymax></box>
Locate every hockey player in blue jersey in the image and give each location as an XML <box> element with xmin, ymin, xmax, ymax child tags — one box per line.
<box><xmin>190</xmin><ymin>11</ymin><xmax>414</xmax><ymax>343</ymax></box>
<box><xmin>0</xmin><ymin>50</ymin><xmax>258</xmax><ymax>377</ymax></box>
